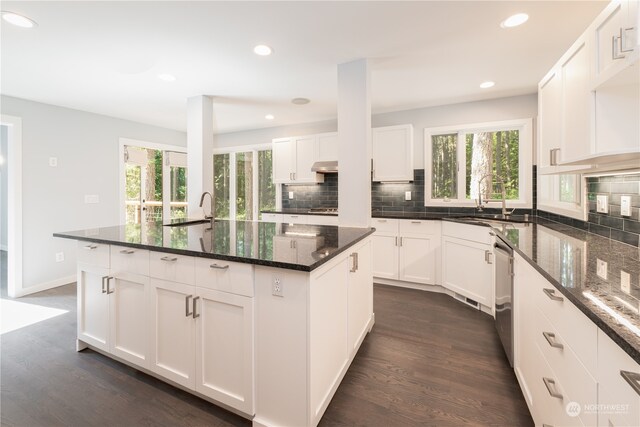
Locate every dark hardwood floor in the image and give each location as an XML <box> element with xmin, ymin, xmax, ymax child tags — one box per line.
<box><xmin>1</xmin><ymin>282</ymin><xmax>532</xmax><ymax>427</ymax></box>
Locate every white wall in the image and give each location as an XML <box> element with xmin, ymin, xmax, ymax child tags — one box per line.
<box><xmin>1</xmin><ymin>95</ymin><xmax>186</xmax><ymax>292</ymax></box>
<box><xmin>216</xmin><ymin>94</ymin><xmax>538</xmax><ymax>168</ymax></box>
<box><xmin>1</xmin><ymin>125</ymin><xmax>7</xmax><ymax>250</ymax></box>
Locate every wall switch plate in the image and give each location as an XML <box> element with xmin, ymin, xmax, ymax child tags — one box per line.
<box><xmin>55</xmin><ymin>252</ymin><xmax>64</xmax><ymax>262</ymax></box>
<box><xmin>597</xmin><ymin>258</ymin><xmax>608</xmax><ymax>280</ymax></box>
<box><xmin>621</xmin><ymin>271</ymin><xmax>631</xmax><ymax>294</ymax></box>
<box><xmin>405</xmin><ymin>191</ymin><xmax>412</xmax><ymax>201</ymax></box>
<box><xmin>288</xmin><ymin>191</ymin><xmax>294</xmax><ymax>199</ymax></box>
<box><xmin>272</xmin><ymin>278</ymin><xmax>283</xmax><ymax>297</ymax></box>
<box><xmin>49</xmin><ymin>157</ymin><xmax>58</xmax><ymax>167</ymax></box>
<box><xmin>621</xmin><ymin>195</ymin><xmax>631</xmax><ymax>216</ymax></box>
<box><xmin>84</xmin><ymin>195</ymin><xmax>99</xmax><ymax>204</ymax></box>
<box><xmin>596</xmin><ymin>195</ymin><xmax>609</xmax><ymax>213</ymax></box>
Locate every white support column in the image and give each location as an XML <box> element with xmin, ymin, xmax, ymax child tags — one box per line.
<box><xmin>337</xmin><ymin>59</ymin><xmax>372</xmax><ymax>228</ymax></box>
<box><xmin>187</xmin><ymin>95</ymin><xmax>214</xmax><ymax>215</ymax></box>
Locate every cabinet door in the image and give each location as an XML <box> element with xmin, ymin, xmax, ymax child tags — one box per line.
<box><xmin>398</xmin><ymin>235</ymin><xmax>436</xmax><ymax>284</ymax></box>
<box><xmin>595</xmin><ymin>0</ymin><xmax>628</xmax><ymax>79</ymax></box>
<box><xmin>441</xmin><ymin>236</ymin><xmax>492</xmax><ymax>306</ymax></box>
<box><xmin>371</xmin><ymin>234</ymin><xmax>399</xmax><ymax>279</ymax></box>
<box><xmin>77</xmin><ymin>264</ymin><xmax>110</xmax><ymax>351</ymax></box>
<box><xmin>316</xmin><ymin>132</ymin><xmax>339</xmax><ymax>162</ymax></box>
<box><xmin>560</xmin><ymin>35</ymin><xmax>592</xmax><ymax>163</ymax></box>
<box><xmin>273</xmin><ymin>236</ymin><xmax>297</xmax><ymax>263</ymax></box>
<box><xmin>272</xmin><ymin>138</ymin><xmax>293</xmax><ymax>183</ymax></box>
<box><xmin>109</xmin><ymin>273</ymin><xmax>149</xmax><ymax>368</ymax></box>
<box><xmin>293</xmin><ymin>136</ymin><xmax>317</xmax><ymax>183</ymax></box>
<box><xmin>348</xmin><ymin>240</ymin><xmax>373</xmax><ymax>353</ymax></box>
<box><xmin>149</xmin><ymin>279</ymin><xmax>196</xmax><ymax>389</ymax></box>
<box><xmin>195</xmin><ymin>288</ymin><xmax>254</xmax><ymax>414</ymax></box>
<box><xmin>372</xmin><ymin>124</ymin><xmax>413</xmax><ymax>182</ymax></box>
<box><xmin>538</xmin><ymin>69</ymin><xmax>562</xmax><ymax>169</ymax></box>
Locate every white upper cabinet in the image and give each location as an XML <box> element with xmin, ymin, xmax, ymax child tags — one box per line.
<box><xmin>272</xmin><ymin>135</ymin><xmax>324</xmax><ymax>184</ymax></box>
<box><xmin>538</xmin><ymin>68</ymin><xmax>562</xmax><ymax>169</ymax></box>
<box><xmin>316</xmin><ymin>132</ymin><xmax>339</xmax><ymax>162</ymax></box>
<box><xmin>372</xmin><ymin>124</ymin><xmax>414</xmax><ymax>182</ymax></box>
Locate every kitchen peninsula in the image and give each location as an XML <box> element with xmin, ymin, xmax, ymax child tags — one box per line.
<box><xmin>54</xmin><ymin>220</ymin><xmax>375</xmax><ymax>427</ymax></box>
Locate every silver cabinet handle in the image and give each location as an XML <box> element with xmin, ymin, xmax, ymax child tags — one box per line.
<box><xmin>549</xmin><ymin>148</ymin><xmax>561</xmax><ymax>166</ymax></box>
<box><xmin>106</xmin><ymin>276</ymin><xmax>114</xmax><ymax>294</ymax></box>
<box><xmin>192</xmin><ymin>296</ymin><xmax>200</xmax><ymax>319</ymax></box>
<box><xmin>161</xmin><ymin>256</ymin><xmax>178</xmax><ymax>262</ymax></box>
<box><xmin>395</xmin><ymin>236</ymin><xmax>398</xmax><ymax>246</ymax></box>
<box><xmin>484</xmin><ymin>250</ymin><xmax>492</xmax><ymax>264</ymax></box>
<box><xmin>185</xmin><ymin>295</ymin><xmax>193</xmax><ymax>317</ymax></box>
<box><xmin>119</xmin><ymin>249</ymin><xmax>135</xmax><ymax>254</ymax></box>
<box><xmin>350</xmin><ymin>252</ymin><xmax>359</xmax><ymax>273</ymax></box>
<box><xmin>290</xmin><ymin>215</ymin><xmax>299</xmax><ymax>218</ymax></box>
<box><xmin>542</xmin><ymin>424</ymin><xmax>554</xmax><ymax>427</ymax></box>
<box><xmin>377</xmin><ymin>219</ymin><xmax>387</xmax><ymax>223</ymax></box>
<box><xmin>411</xmin><ymin>221</ymin><xmax>421</xmax><ymax>224</ymax></box>
<box><xmin>543</xmin><ymin>288</ymin><xmax>564</xmax><ymax>302</ymax></box>
<box><xmin>209</xmin><ymin>263</ymin><xmax>229</xmax><ymax>270</ymax></box>
<box><xmin>543</xmin><ymin>332</ymin><xmax>564</xmax><ymax>349</ymax></box>
<box><xmin>621</xmin><ymin>27</ymin><xmax>635</xmax><ymax>53</ymax></box>
<box><xmin>489</xmin><ymin>231</ymin><xmax>495</xmax><ymax>236</ymax></box>
<box><xmin>399</xmin><ymin>237</ymin><xmax>403</xmax><ymax>246</ymax></box>
<box><xmin>101</xmin><ymin>275</ymin><xmax>109</xmax><ymax>294</ymax></box>
<box><xmin>508</xmin><ymin>257</ymin><xmax>514</xmax><ymax>277</ymax></box>
<box><xmin>612</xmin><ymin>34</ymin><xmax>625</xmax><ymax>59</ymax></box>
<box><xmin>84</xmin><ymin>244</ymin><xmax>98</xmax><ymax>250</ymax></box>
<box><xmin>293</xmin><ymin>172</ymin><xmax>296</xmax><ymax>180</ymax></box>
<box><xmin>620</xmin><ymin>370</ymin><xmax>640</xmax><ymax>396</ymax></box>
<box><xmin>542</xmin><ymin>377</ymin><xmax>563</xmax><ymax>399</ymax></box>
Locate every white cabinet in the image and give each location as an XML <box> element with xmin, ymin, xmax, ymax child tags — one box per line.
<box><xmin>594</xmin><ymin>0</ymin><xmax>639</xmax><ymax>83</ymax></box>
<box><xmin>283</xmin><ymin>214</ymin><xmax>308</xmax><ymax>224</ymax></box>
<box><xmin>370</xmin><ymin>218</ymin><xmax>440</xmax><ymax>285</ymax></box>
<box><xmin>538</xmin><ymin>68</ymin><xmax>562</xmax><ymax>169</ymax></box>
<box><xmin>441</xmin><ymin>222</ymin><xmax>493</xmax><ymax>307</ymax></box>
<box><xmin>306</xmin><ymin>214</ymin><xmax>338</xmax><ymax>226</ymax></box>
<box><xmin>347</xmin><ymin>240</ymin><xmax>373</xmax><ymax>352</ymax></box>
<box><xmin>109</xmin><ymin>273</ymin><xmax>149</xmax><ymax>367</ymax></box>
<box><xmin>316</xmin><ymin>132</ymin><xmax>339</xmax><ymax>162</ymax></box>
<box><xmin>272</xmin><ymin>136</ymin><xmax>324</xmax><ymax>184</ymax></box>
<box><xmin>261</xmin><ymin>213</ymin><xmax>283</xmax><ymax>222</ymax></box>
<box><xmin>77</xmin><ymin>263</ymin><xmax>110</xmax><ymax>352</ymax></box>
<box><xmin>372</xmin><ymin>124</ymin><xmax>414</xmax><ymax>182</ymax></box>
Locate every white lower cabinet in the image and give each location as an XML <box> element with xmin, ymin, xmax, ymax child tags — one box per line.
<box><xmin>371</xmin><ymin>234</ymin><xmax>398</xmax><ymax>279</ymax></box>
<box><xmin>77</xmin><ymin>264</ymin><xmax>111</xmax><ymax>352</ymax></box>
<box><xmin>347</xmin><ymin>240</ymin><xmax>373</xmax><ymax>352</ymax></box>
<box><xmin>399</xmin><ymin>235</ymin><xmax>437</xmax><ymax>284</ymax></box>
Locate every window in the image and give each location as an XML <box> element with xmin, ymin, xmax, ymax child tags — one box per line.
<box><xmin>213</xmin><ymin>147</ymin><xmax>277</xmax><ymax>221</ymax></box>
<box><xmin>538</xmin><ymin>173</ymin><xmax>583</xmax><ymax>220</ymax></box>
<box><xmin>425</xmin><ymin>119</ymin><xmax>532</xmax><ymax>206</ymax></box>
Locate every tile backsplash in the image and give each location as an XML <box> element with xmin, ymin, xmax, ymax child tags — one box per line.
<box><xmin>281</xmin><ymin>173</ymin><xmax>338</xmax><ymax>209</ymax></box>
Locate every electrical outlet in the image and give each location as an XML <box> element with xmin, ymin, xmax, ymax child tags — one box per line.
<box><xmin>405</xmin><ymin>191</ymin><xmax>412</xmax><ymax>201</ymax></box>
<box><xmin>621</xmin><ymin>196</ymin><xmax>631</xmax><ymax>217</ymax></box>
<box><xmin>621</xmin><ymin>270</ymin><xmax>631</xmax><ymax>294</ymax></box>
<box><xmin>84</xmin><ymin>195</ymin><xmax>99</xmax><ymax>204</ymax></box>
<box><xmin>55</xmin><ymin>252</ymin><xmax>64</xmax><ymax>262</ymax></box>
<box><xmin>596</xmin><ymin>195</ymin><xmax>608</xmax><ymax>213</ymax></box>
<box><xmin>596</xmin><ymin>258</ymin><xmax>608</xmax><ymax>280</ymax></box>
<box><xmin>288</xmin><ymin>191</ymin><xmax>294</xmax><ymax>199</ymax></box>
<box><xmin>49</xmin><ymin>157</ymin><xmax>58</xmax><ymax>167</ymax></box>
<box><xmin>272</xmin><ymin>278</ymin><xmax>283</xmax><ymax>297</ymax></box>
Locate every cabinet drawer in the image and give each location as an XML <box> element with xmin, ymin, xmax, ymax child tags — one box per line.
<box><xmin>442</xmin><ymin>221</ymin><xmax>492</xmax><ymax>244</ymax></box>
<box><xmin>399</xmin><ymin>219</ymin><xmax>439</xmax><ymax>236</ymax></box>
<box><xmin>597</xmin><ymin>329</ymin><xmax>640</xmax><ymax>427</ymax></box>
<box><xmin>111</xmin><ymin>245</ymin><xmax>149</xmax><ymax>276</ymax></box>
<box><xmin>195</xmin><ymin>258</ymin><xmax>254</xmax><ymax>297</ymax></box>
<box><xmin>371</xmin><ymin>218</ymin><xmax>398</xmax><ymax>234</ymax></box>
<box><xmin>149</xmin><ymin>251</ymin><xmax>195</xmax><ymax>285</ymax></box>
<box><xmin>77</xmin><ymin>241</ymin><xmax>110</xmax><ymax>268</ymax></box>
<box><xmin>306</xmin><ymin>215</ymin><xmax>338</xmax><ymax>226</ymax></box>
<box><xmin>532</xmin><ymin>280</ymin><xmax>597</xmax><ymax>375</ymax></box>
<box><xmin>262</xmin><ymin>213</ymin><xmax>283</xmax><ymax>222</ymax></box>
<box><xmin>283</xmin><ymin>214</ymin><xmax>308</xmax><ymax>225</ymax></box>
<box><xmin>533</xmin><ymin>306</ymin><xmax>597</xmax><ymax>426</ymax></box>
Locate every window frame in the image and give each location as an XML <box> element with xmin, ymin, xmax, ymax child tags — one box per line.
<box><xmin>213</xmin><ymin>143</ymin><xmax>280</xmax><ymax>220</ymax></box>
<box><xmin>538</xmin><ymin>173</ymin><xmax>585</xmax><ymax>220</ymax></box>
<box><xmin>424</xmin><ymin>118</ymin><xmax>533</xmax><ymax>208</ymax></box>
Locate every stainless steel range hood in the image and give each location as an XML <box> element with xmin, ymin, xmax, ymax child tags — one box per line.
<box><xmin>311</xmin><ymin>161</ymin><xmax>338</xmax><ymax>173</ymax></box>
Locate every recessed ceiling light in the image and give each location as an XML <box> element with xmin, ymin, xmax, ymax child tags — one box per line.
<box><xmin>253</xmin><ymin>45</ymin><xmax>273</xmax><ymax>56</ymax></box>
<box><xmin>265</xmin><ymin>114</ymin><xmax>275</xmax><ymax>120</ymax></box>
<box><xmin>157</xmin><ymin>73</ymin><xmax>176</xmax><ymax>82</ymax></box>
<box><xmin>291</xmin><ymin>98</ymin><xmax>310</xmax><ymax>105</ymax></box>
<box><xmin>501</xmin><ymin>13</ymin><xmax>529</xmax><ymax>28</ymax></box>
<box><xmin>1</xmin><ymin>11</ymin><xmax>37</xmax><ymax>28</ymax></box>
<box><xmin>480</xmin><ymin>81</ymin><xmax>495</xmax><ymax>89</ymax></box>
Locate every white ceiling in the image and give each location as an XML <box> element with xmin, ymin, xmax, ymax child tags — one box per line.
<box><xmin>1</xmin><ymin>1</ymin><xmax>607</xmax><ymax>134</ymax></box>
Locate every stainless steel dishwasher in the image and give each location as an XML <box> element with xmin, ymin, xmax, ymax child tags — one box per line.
<box><xmin>494</xmin><ymin>237</ymin><xmax>514</xmax><ymax>367</ymax></box>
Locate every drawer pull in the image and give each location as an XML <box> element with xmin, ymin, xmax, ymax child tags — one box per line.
<box><xmin>620</xmin><ymin>370</ymin><xmax>640</xmax><ymax>396</ymax></box>
<box><xmin>101</xmin><ymin>275</ymin><xmax>109</xmax><ymax>294</ymax></box>
<box><xmin>543</xmin><ymin>288</ymin><xmax>563</xmax><ymax>302</ymax></box>
<box><xmin>209</xmin><ymin>263</ymin><xmax>229</xmax><ymax>270</ymax></box>
<box><xmin>106</xmin><ymin>276</ymin><xmax>114</xmax><ymax>294</ymax></box>
<box><xmin>542</xmin><ymin>377</ymin><xmax>563</xmax><ymax>399</ymax></box>
<box><xmin>542</xmin><ymin>331</ymin><xmax>564</xmax><ymax>349</ymax></box>
<box><xmin>377</xmin><ymin>219</ymin><xmax>387</xmax><ymax>223</ymax></box>
<box><xmin>192</xmin><ymin>296</ymin><xmax>200</xmax><ymax>319</ymax></box>
<box><xmin>542</xmin><ymin>424</ymin><xmax>554</xmax><ymax>427</ymax></box>
<box><xmin>484</xmin><ymin>250</ymin><xmax>493</xmax><ymax>264</ymax></box>
<box><xmin>411</xmin><ymin>221</ymin><xmax>421</xmax><ymax>224</ymax></box>
<box><xmin>161</xmin><ymin>256</ymin><xmax>178</xmax><ymax>262</ymax></box>
<box><xmin>84</xmin><ymin>244</ymin><xmax>98</xmax><ymax>250</ymax></box>
<box><xmin>185</xmin><ymin>295</ymin><xmax>193</xmax><ymax>317</ymax></box>
<box><xmin>119</xmin><ymin>249</ymin><xmax>135</xmax><ymax>255</ymax></box>
<box><xmin>289</xmin><ymin>215</ymin><xmax>299</xmax><ymax>218</ymax></box>
<box><xmin>350</xmin><ymin>252</ymin><xmax>359</xmax><ymax>273</ymax></box>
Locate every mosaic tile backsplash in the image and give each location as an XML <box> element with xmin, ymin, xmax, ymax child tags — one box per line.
<box><xmin>281</xmin><ymin>173</ymin><xmax>338</xmax><ymax>209</ymax></box>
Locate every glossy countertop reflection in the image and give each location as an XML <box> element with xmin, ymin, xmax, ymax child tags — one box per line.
<box><xmin>488</xmin><ymin>218</ymin><xmax>640</xmax><ymax>364</ymax></box>
<box><xmin>54</xmin><ymin>220</ymin><xmax>375</xmax><ymax>272</ymax></box>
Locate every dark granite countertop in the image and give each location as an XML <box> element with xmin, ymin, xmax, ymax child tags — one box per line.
<box><xmin>54</xmin><ymin>220</ymin><xmax>374</xmax><ymax>272</ymax></box>
<box><xmin>262</xmin><ymin>209</ymin><xmax>338</xmax><ymax>217</ymax></box>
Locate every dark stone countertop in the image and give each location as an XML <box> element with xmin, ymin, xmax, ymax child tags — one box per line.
<box><xmin>261</xmin><ymin>209</ymin><xmax>338</xmax><ymax>217</ymax></box>
<box><xmin>54</xmin><ymin>220</ymin><xmax>374</xmax><ymax>272</ymax></box>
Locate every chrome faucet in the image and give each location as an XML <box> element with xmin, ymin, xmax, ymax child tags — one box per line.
<box><xmin>475</xmin><ymin>174</ymin><xmax>515</xmax><ymax>219</ymax></box>
<box><xmin>199</xmin><ymin>191</ymin><xmax>215</xmax><ymax>225</ymax></box>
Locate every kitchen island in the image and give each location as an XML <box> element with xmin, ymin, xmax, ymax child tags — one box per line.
<box><xmin>54</xmin><ymin>220</ymin><xmax>375</xmax><ymax>427</ymax></box>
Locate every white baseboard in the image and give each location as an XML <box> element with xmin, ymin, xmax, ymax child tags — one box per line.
<box><xmin>14</xmin><ymin>275</ymin><xmax>76</xmax><ymax>297</ymax></box>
